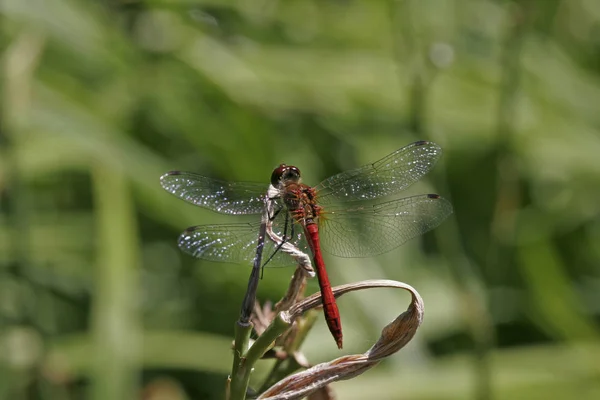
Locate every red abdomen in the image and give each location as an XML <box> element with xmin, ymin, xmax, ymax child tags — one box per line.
<box><xmin>305</xmin><ymin>223</ymin><xmax>343</xmax><ymax>349</ymax></box>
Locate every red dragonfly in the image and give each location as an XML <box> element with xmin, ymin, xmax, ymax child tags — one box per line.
<box><xmin>160</xmin><ymin>141</ymin><xmax>452</xmax><ymax>348</ymax></box>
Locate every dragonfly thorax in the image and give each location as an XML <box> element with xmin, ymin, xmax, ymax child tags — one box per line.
<box><xmin>282</xmin><ymin>183</ymin><xmax>321</xmax><ymax>226</ymax></box>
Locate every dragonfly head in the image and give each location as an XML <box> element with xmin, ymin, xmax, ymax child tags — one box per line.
<box><xmin>271</xmin><ymin>164</ymin><xmax>301</xmax><ymax>186</ymax></box>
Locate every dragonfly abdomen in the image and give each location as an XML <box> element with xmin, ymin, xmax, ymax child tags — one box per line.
<box><xmin>305</xmin><ymin>223</ymin><xmax>343</xmax><ymax>349</ymax></box>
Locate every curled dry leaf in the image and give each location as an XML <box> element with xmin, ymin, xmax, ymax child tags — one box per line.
<box><xmin>256</xmin><ymin>279</ymin><xmax>424</xmax><ymax>400</ymax></box>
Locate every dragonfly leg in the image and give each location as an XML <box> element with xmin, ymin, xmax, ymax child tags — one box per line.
<box><xmin>261</xmin><ymin>210</ymin><xmax>292</xmax><ymax>272</ymax></box>
<box><xmin>264</xmin><ymin>199</ymin><xmax>314</xmax><ymax>275</ymax></box>
<box><xmin>268</xmin><ymin>204</ymin><xmax>283</xmax><ymax>222</ymax></box>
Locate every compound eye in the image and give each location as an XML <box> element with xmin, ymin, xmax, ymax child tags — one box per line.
<box><xmin>283</xmin><ymin>166</ymin><xmax>301</xmax><ymax>182</ymax></box>
<box><xmin>270</xmin><ymin>164</ymin><xmax>287</xmax><ymax>186</ymax></box>
<box><xmin>270</xmin><ymin>165</ymin><xmax>302</xmax><ymax>186</ymax></box>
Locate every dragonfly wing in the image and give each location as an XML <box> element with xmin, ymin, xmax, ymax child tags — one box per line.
<box><xmin>160</xmin><ymin>171</ymin><xmax>267</xmax><ymax>215</ymax></box>
<box><xmin>315</xmin><ymin>141</ymin><xmax>443</xmax><ymax>204</ymax></box>
<box><xmin>319</xmin><ymin>194</ymin><xmax>453</xmax><ymax>258</ymax></box>
<box><xmin>178</xmin><ymin>220</ymin><xmax>308</xmax><ymax>267</ymax></box>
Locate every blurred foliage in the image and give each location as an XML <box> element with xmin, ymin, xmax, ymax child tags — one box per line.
<box><xmin>1</xmin><ymin>0</ymin><xmax>600</xmax><ymax>399</ymax></box>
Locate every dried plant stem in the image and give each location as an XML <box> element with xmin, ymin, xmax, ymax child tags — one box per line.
<box><xmin>230</xmin><ymin>277</ymin><xmax>423</xmax><ymax>400</ymax></box>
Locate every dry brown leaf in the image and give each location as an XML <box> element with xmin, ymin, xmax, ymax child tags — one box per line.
<box><xmin>257</xmin><ymin>279</ymin><xmax>424</xmax><ymax>400</ymax></box>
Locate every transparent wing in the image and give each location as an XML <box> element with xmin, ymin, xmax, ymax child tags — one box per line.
<box><xmin>319</xmin><ymin>194</ymin><xmax>453</xmax><ymax>258</ymax></box>
<box><xmin>160</xmin><ymin>171</ymin><xmax>268</xmax><ymax>215</ymax></box>
<box><xmin>315</xmin><ymin>141</ymin><xmax>442</xmax><ymax>205</ymax></box>
<box><xmin>178</xmin><ymin>211</ymin><xmax>309</xmax><ymax>267</ymax></box>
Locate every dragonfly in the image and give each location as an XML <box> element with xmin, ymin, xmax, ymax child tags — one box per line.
<box><xmin>160</xmin><ymin>141</ymin><xmax>452</xmax><ymax>349</ymax></box>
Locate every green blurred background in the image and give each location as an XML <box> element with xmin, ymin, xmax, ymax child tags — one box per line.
<box><xmin>2</xmin><ymin>0</ymin><xmax>600</xmax><ymax>399</ymax></box>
